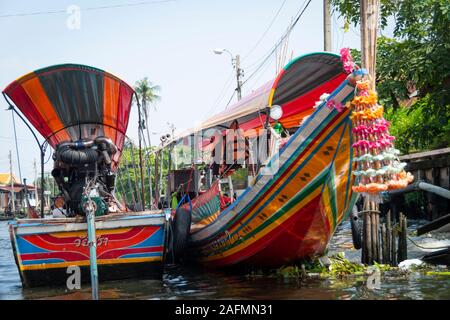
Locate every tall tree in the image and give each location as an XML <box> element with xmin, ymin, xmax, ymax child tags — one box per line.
<box><xmin>134</xmin><ymin>77</ymin><xmax>161</xmax><ymax>208</ymax></box>
<box><xmin>331</xmin><ymin>0</ymin><xmax>450</xmax><ymax>152</ymax></box>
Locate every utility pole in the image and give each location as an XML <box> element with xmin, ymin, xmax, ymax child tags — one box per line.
<box><xmin>234</xmin><ymin>54</ymin><xmax>243</xmax><ymax>101</ymax></box>
<box><xmin>8</xmin><ymin>150</ymin><xmax>15</xmax><ymax>215</ymax></box>
<box><xmin>213</xmin><ymin>49</ymin><xmax>244</xmax><ymax>101</ymax></box>
<box><xmin>323</xmin><ymin>0</ymin><xmax>332</xmax><ymax>51</ymax></box>
<box><xmin>33</xmin><ymin>158</ymin><xmax>39</xmax><ymax>209</ymax></box>
<box><xmin>360</xmin><ymin>0</ymin><xmax>379</xmax><ymax>89</ymax></box>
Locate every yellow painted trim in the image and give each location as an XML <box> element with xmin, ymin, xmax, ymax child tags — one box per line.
<box><xmin>225</xmin><ymin>115</ymin><xmax>346</xmax><ymax>237</ymax></box>
<box><xmin>202</xmin><ymin>113</ymin><xmax>351</xmax><ymax>262</ymax></box>
<box><xmin>20</xmin><ymin>256</ymin><xmax>162</xmax><ymax>271</ymax></box>
<box><xmin>48</xmin><ymin>227</ymin><xmax>132</xmax><ymax>238</ymax></box>
<box><xmin>268</xmin><ymin>88</ymin><xmax>276</xmax><ymax>107</ymax></box>
<box><xmin>321</xmin><ymin>185</ymin><xmax>334</xmax><ymax>229</ymax></box>
<box><xmin>203</xmin><ymin>186</ymin><xmax>322</xmax><ymax>261</ymax></box>
<box><xmin>194</xmin><ymin>210</ymin><xmax>220</xmax><ymax>227</ymax></box>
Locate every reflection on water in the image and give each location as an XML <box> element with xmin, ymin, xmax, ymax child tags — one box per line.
<box><xmin>1</xmin><ymin>220</ymin><xmax>449</xmax><ymax>300</ymax></box>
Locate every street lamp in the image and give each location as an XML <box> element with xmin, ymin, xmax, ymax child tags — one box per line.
<box><xmin>213</xmin><ymin>48</ymin><xmax>244</xmax><ymax>101</ymax></box>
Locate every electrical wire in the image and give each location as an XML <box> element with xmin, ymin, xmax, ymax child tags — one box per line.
<box><xmin>224</xmin><ymin>91</ymin><xmax>237</xmax><ymax>109</ymax></box>
<box><xmin>242</xmin><ymin>0</ymin><xmax>312</xmax><ymax>86</ymax></box>
<box><xmin>242</xmin><ymin>0</ymin><xmax>288</xmax><ymax>60</ymax></box>
<box><xmin>0</xmin><ymin>0</ymin><xmax>177</xmax><ymax>18</ymax></box>
<box><xmin>202</xmin><ymin>70</ymin><xmax>235</xmax><ymax>120</ymax></box>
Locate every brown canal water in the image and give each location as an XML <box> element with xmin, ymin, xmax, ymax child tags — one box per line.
<box><xmin>1</xmin><ymin>220</ymin><xmax>449</xmax><ymax>300</ymax></box>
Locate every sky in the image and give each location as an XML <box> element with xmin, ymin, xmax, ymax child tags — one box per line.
<box><xmin>0</xmin><ymin>0</ymin><xmax>366</xmax><ymax>184</ymax></box>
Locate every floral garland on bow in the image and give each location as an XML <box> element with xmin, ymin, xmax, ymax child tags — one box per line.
<box><xmin>338</xmin><ymin>48</ymin><xmax>414</xmax><ymax>196</ymax></box>
<box><xmin>350</xmin><ymin>80</ymin><xmax>414</xmax><ymax>195</ymax></box>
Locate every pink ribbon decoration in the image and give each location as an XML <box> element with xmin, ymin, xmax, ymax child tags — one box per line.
<box><xmin>326</xmin><ymin>99</ymin><xmax>344</xmax><ymax>112</ymax></box>
<box><xmin>340</xmin><ymin>47</ymin><xmax>355</xmax><ymax>74</ymax></box>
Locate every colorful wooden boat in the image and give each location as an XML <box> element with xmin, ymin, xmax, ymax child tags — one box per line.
<box><xmin>3</xmin><ymin>64</ymin><xmax>168</xmax><ymax>287</ymax></box>
<box><xmin>9</xmin><ymin>213</ymin><xmax>166</xmax><ymax>287</ymax></box>
<box><xmin>164</xmin><ymin>53</ymin><xmax>366</xmax><ymax>267</ymax></box>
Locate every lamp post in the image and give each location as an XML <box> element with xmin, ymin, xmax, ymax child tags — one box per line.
<box><xmin>213</xmin><ymin>48</ymin><xmax>244</xmax><ymax>101</ymax></box>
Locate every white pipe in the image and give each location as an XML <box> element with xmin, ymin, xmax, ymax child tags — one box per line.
<box><xmin>418</xmin><ymin>182</ymin><xmax>450</xmax><ymax>200</ymax></box>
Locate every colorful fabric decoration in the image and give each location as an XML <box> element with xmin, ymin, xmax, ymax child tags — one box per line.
<box><xmin>2</xmin><ymin>64</ymin><xmax>134</xmax><ymax>171</ymax></box>
<box><xmin>314</xmin><ymin>93</ymin><xmax>330</xmax><ymax>109</ymax></box>
<box><xmin>340</xmin><ymin>48</ymin><xmax>356</xmax><ymax>74</ymax></box>
<box><xmin>326</xmin><ymin>99</ymin><xmax>344</xmax><ymax>112</ymax></box>
<box><xmin>349</xmin><ymin>75</ymin><xmax>414</xmax><ymax>195</ymax></box>
<box><xmin>273</xmin><ymin>122</ymin><xmax>284</xmax><ymax>134</ymax></box>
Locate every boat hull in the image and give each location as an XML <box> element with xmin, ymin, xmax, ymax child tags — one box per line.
<box><xmin>9</xmin><ymin>212</ymin><xmax>166</xmax><ymax>287</ymax></box>
<box><xmin>188</xmin><ymin>73</ymin><xmax>362</xmax><ymax>268</ymax></box>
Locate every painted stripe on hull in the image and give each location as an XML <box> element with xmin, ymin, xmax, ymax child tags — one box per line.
<box><xmin>12</xmin><ymin>224</ymin><xmax>165</xmax><ymax>271</ymax></box>
<box><xmin>191</xmin><ymin>105</ymin><xmax>351</xmax><ymax>245</ymax></box>
<box><xmin>191</xmin><ymin>113</ymin><xmax>354</xmax><ymax>266</ymax></box>
<box><xmin>20</xmin><ymin>256</ymin><xmax>163</xmax><ymax>271</ymax></box>
<box><xmin>193</xmin><ymin>111</ymin><xmax>350</xmax><ymax>261</ymax></box>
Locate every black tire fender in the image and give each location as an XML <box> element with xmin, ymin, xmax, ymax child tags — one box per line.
<box><xmin>350</xmin><ymin>205</ymin><xmax>362</xmax><ymax>250</ymax></box>
<box><xmin>168</xmin><ymin>207</ymin><xmax>191</xmax><ymax>263</ymax></box>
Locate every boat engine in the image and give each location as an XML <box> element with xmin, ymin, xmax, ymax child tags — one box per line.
<box><xmin>51</xmin><ymin>137</ymin><xmax>119</xmax><ymax>216</ymax></box>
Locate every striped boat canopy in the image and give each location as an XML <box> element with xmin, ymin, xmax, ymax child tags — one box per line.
<box><xmin>2</xmin><ymin>64</ymin><xmax>134</xmax><ymax>163</ymax></box>
<box><xmin>174</xmin><ymin>52</ymin><xmax>347</xmax><ymax>142</ymax></box>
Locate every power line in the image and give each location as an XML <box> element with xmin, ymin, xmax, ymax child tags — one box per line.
<box><xmin>242</xmin><ymin>0</ymin><xmax>312</xmax><ymax>86</ymax></box>
<box><xmin>243</xmin><ymin>0</ymin><xmax>309</xmax><ymax>72</ymax></box>
<box><xmin>204</xmin><ymin>70</ymin><xmax>235</xmax><ymax>118</ymax></box>
<box><xmin>242</xmin><ymin>0</ymin><xmax>288</xmax><ymax>60</ymax></box>
<box><xmin>225</xmin><ymin>91</ymin><xmax>237</xmax><ymax>109</ymax></box>
<box><xmin>0</xmin><ymin>0</ymin><xmax>176</xmax><ymax>18</ymax></box>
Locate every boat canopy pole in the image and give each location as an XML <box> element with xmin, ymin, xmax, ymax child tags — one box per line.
<box><xmin>3</xmin><ymin>92</ymin><xmax>46</xmax><ymax>218</ymax></box>
<box><xmin>154</xmin><ymin>151</ymin><xmax>160</xmax><ymax>209</ymax></box>
<box><xmin>166</xmin><ymin>143</ymin><xmax>173</xmax><ymax>209</ymax></box>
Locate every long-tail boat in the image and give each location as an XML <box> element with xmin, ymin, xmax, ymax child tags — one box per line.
<box><xmin>157</xmin><ymin>52</ymin><xmax>366</xmax><ymax>267</ymax></box>
<box><xmin>3</xmin><ymin>64</ymin><xmax>167</xmax><ymax>287</ymax></box>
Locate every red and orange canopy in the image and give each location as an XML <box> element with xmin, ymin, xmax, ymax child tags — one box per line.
<box><xmin>3</xmin><ymin>64</ymin><xmax>134</xmax><ymax>167</ymax></box>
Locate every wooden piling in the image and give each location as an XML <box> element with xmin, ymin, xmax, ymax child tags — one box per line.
<box><xmin>386</xmin><ymin>210</ymin><xmax>392</xmax><ymax>264</ymax></box>
<box><xmin>362</xmin><ymin>211</ymin><xmax>367</xmax><ymax>264</ymax></box>
<box><xmin>399</xmin><ymin>214</ymin><xmax>408</xmax><ymax>262</ymax></box>
<box><xmin>381</xmin><ymin>223</ymin><xmax>387</xmax><ymax>264</ymax></box>
<box><xmin>398</xmin><ymin>213</ymin><xmax>405</xmax><ymax>263</ymax></box>
<box><xmin>375</xmin><ymin>209</ymin><xmax>380</xmax><ymax>262</ymax></box>
<box><xmin>370</xmin><ymin>211</ymin><xmax>377</xmax><ymax>263</ymax></box>
<box><xmin>364</xmin><ymin>210</ymin><xmax>372</xmax><ymax>265</ymax></box>
<box><xmin>391</xmin><ymin>221</ymin><xmax>397</xmax><ymax>266</ymax></box>
<box><xmin>398</xmin><ymin>213</ymin><xmax>403</xmax><ymax>263</ymax></box>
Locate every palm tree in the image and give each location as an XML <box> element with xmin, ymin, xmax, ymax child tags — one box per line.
<box><xmin>134</xmin><ymin>77</ymin><xmax>161</xmax><ymax>209</ymax></box>
<box><xmin>135</xmin><ymin>77</ymin><xmax>161</xmax><ymax>120</ymax></box>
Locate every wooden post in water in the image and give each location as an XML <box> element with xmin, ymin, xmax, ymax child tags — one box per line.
<box><xmin>359</xmin><ymin>0</ymin><xmax>381</xmax><ymax>265</ymax></box>
<box><xmin>372</xmin><ymin>201</ymin><xmax>381</xmax><ymax>263</ymax></box>
<box><xmin>386</xmin><ymin>210</ymin><xmax>392</xmax><ymax>264</ymax></box>
<box><xmin>391</xmin><ymin>221</ymin><xmax>397</xmax><ymax>266</ymax></box>
<box><xmin>363</xmin><ymin>199</ymin><xmax>373</xmax><ymax>264</ymax></box>
<box><xmin>397</xmin><ymin>213</ymin><xmax>408</xmax><ymax>263</ymax></box>
<box><xmin>402</xmin><ymin>215</ymin><xmax>408</xmax><ymax>261</ymax></box>
<box><xmin>370</xmin><ymin>210</ymin><xmax>377</xmax><ymax>263</ymax></box>
<box><xmin>381</xmin><ymin>223</ymin><xmax>387</xmax><ymax>264</ymax></box>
